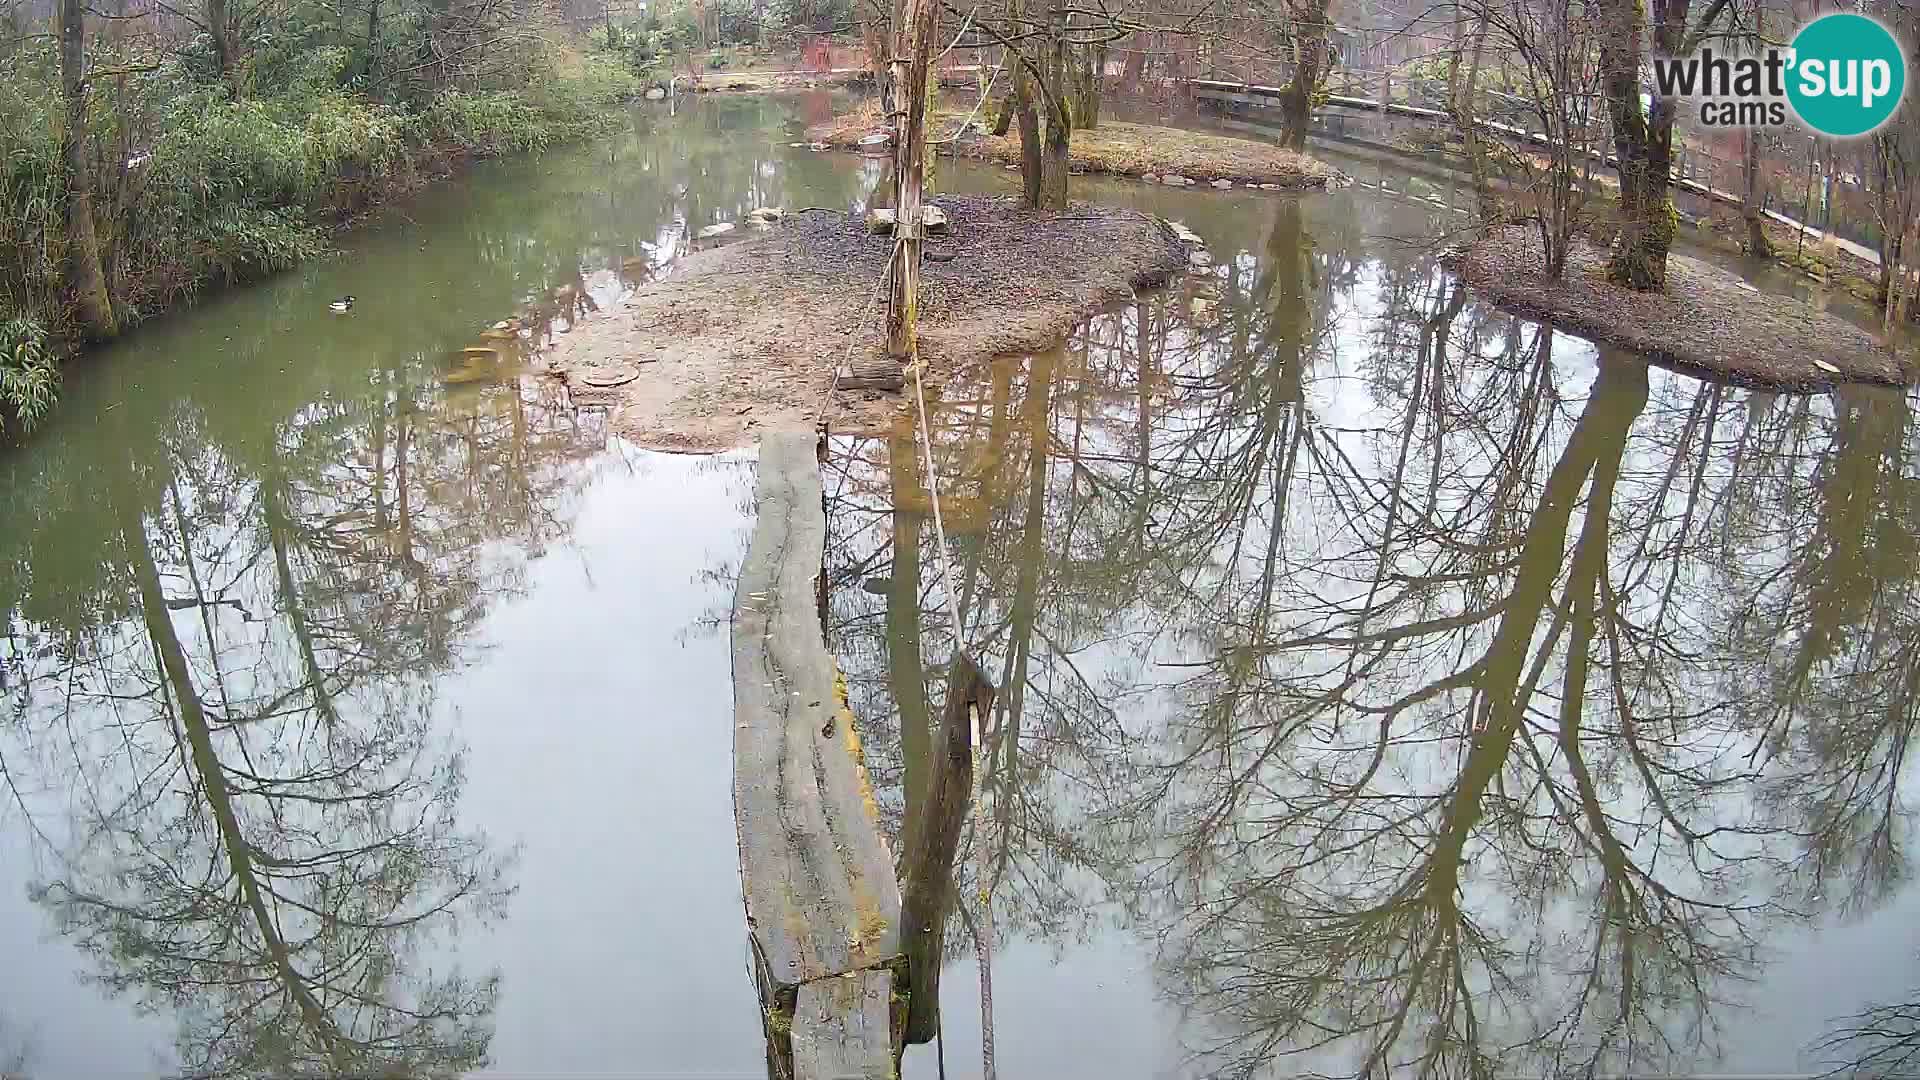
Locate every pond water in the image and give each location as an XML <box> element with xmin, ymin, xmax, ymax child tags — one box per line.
<box><xmin>1</xmin><ymin>93</ymin><xmax>1914</xmax><ymax>1079</ymax></box>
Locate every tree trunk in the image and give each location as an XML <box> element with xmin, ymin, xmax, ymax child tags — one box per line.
<box><xmin>1076</xmin><ymin>43</ymin><xmax>1103</xmax><ymax>128</ymax></box>
<box><xmin>989</xmin><ymin>92</ymin><xmax>1013</xmax><ymax>136</ymax></box>
<box><xmin>1277</xmin><ymin>0</ymin><xmax>1328</xmax><ymax>151</ymax></box>
<box><xmin>887</xmin><ymin>417</ymin><xmax>931</xmax><ymax>845</ymax></box>
<box><xmin>1874</xmin><ymin>141</ymin><xmax>1897</xmax><ymax>308</ymax></box>
<box><xmin>208</xmin><ymin>0</ymin><xmax>231</xmax><ymax>79</ymax></box>
<box><xmin>861</xmin><ymin>12</ymin><xmax>889</xmax><ymax>88</ymax></box>
<box><xmin>57</xmin><ymin>0</ymin><xmax>114</xmax><ymax>340</ymax></box>
<box><xmin>1447</xmin><ymin>11</ymin><xmax>1498</xmax><ymax>225</ymax></box>
<box><xmin>1010</xmin><ymin>0</ymin><xmax>1041</xmax><ymax>207</ymax></box>
<box><xmin>1035</xmin><ymin>0</ymin><xmax>1070</xmax><ymax>209</ymax></box>
<box><xmin>883</xmin><ymin>0</ymin><xmax>939</xmax><ymax>358</ymax></box>
<box><xmin>364</xmin><ymin>0</ymin><xmax>381</xmax><ymax>79</ymax></box>
<box><xmin>898</xmin><ymin>655</ymin><xmax>995</xmax><ymax>1046</ymax></box>
<box><xmin>1743</xmin><ymin>128</ymin><xmax>1773</xmax><ymax>258</ymax></box>
<box><xmin>1014</xmin><ymin>73</ymin><xmax>1042</xmax><ymax>206</ymax></box>
<box><xmin>1599</xmin><ymin>0</ymin><xmax>1682</xmax><ymax>289</ymax></box>
<box><xmin>1120</xmin><ymin>34</ymin><xmax>1145</xmax><ymax>93</ymax></box>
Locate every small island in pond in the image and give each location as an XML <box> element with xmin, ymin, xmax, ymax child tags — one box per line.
<box><xmin>1446</xmin><ymin>226</ymin><xmax>1912</xmax><ymax>392</ymax></box>
<box><xmin>812</xmin><ymin>108</ymin><xmax>1343</xmax><ymax>191</ymax></box>
<box><xmin>547</xmin><ymin>195</ymin><xmax>1188</xmax><ymax>452</ymax></box>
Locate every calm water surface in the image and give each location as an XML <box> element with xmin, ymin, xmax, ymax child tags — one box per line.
<box><xmin>827</xmin><ymin>179</ymin><xmax>1920</xmax><ymax>1077</ymax></box>
<box><xmin>1</xmin><ymin>94</ymin><xmax>1915</xmax><ymax>1079</ymax></box>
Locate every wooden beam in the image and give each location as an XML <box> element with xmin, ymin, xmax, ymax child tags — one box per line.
<box><xmin>792</xmin><ymin>970</ymin><xmax>896</xmax><ymax>1080</ymax></box>
<box><xmin>733</xmin><ymin>432</ymin><xmax>903</xmax><ymax>998</ymax></box>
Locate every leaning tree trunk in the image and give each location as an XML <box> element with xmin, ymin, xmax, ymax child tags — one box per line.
<box><xmin>1743</xmin><ymin>128</ymin><xmax>1773</xmax><ymax>258</ymax></box>
<box><xmin>57</xmin><ymin>0</ymin><xmax>114</xmax><ymax>340</ymax></box>
<box><xmin>988</xmin><ymin>93</ymin><xmax>1014</xmax><ymax>136</ymax></box>
<box><xmin>898</xmin><ymin>656</ymin><xmax>995</xmax><ymax>1046</ymax></box>
<box><xmin>1599</xmin><ymin>0</ymin><xmax>1674</xmax><ymax>289</ymax></box>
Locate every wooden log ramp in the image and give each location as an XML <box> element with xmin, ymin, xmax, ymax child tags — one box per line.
<box><xmin>732</xmin><ymin>431</ymin><xmax>995</xmax><ymax>1079</ymax></box>
<box><xmin>733</xmin><ymin>431</ymin><xmax>903</xmax><ymax>1080</ymax></box>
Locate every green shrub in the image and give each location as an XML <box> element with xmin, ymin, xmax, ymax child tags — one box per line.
<box><xmin>0</xmin><ymin>25</ymin><xmax>640</xmax><ymax>373</ymax></box>
<box><xmin>0</xmin><ymin>316</ymin><xmax>57</xmax><ymax>436</ymax></box>
<box><xmin>419</xmin><ymin>89</ymin><xmax>553</xmax><ymax>155</ymax></box>
<box><xmin>0</xmin><ymin>52</ymin><xmax>67</xmax><ymax>333</ymax></box>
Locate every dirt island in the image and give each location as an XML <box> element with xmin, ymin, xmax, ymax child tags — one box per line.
<box><xmin>543</xmin><ymin>195</ymin><xmax>1188</xmax><ymax>451</ymax></box>
<box><xmin>811</xmin><ymin>106</ymin><xmax>1343</xmax><ymax>191</ymax></box>
<box><xmin>1446</xmin><ymin>226</ymin><xmax>1913</xmax><ymax>391</ymax></box>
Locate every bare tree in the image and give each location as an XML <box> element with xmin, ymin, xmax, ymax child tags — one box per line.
<box><xmin>1450</xmin><ymin>0</ymin><xmax>1606</xmax><ymax>276</ymax></box>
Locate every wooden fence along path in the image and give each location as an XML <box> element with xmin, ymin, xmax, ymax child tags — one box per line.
<box><xmin>1189</xmin><ymin>78</ymin><xmax>1884</xmax><ymax>268</ymax></box>
<box><xmin>732</xmin><ymin>431</ymin><xmax>902</xmax><ymax>1079</ymax></box>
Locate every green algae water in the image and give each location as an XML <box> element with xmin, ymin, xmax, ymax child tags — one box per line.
<box><xmin>2</xmin><ymin>93</ymin><xmax>1914</xmax><ymax>1078</ymax></box>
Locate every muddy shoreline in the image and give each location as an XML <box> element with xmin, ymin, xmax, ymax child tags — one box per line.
<box><xmin>1446</xmin><ymin>226</ymin><xmax>1912</xmax><ymax>391</ymax></box>
<box><xmin>545</xmin><ymin>195</ymin><xmax>1188</xmax><ymax>452</ymax></box>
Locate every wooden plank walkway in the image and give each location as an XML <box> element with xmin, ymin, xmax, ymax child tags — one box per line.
<box><xmin>732</xmin><ymin>431</ymin><xmax>902</xmax><ymax>1078</ymax></box>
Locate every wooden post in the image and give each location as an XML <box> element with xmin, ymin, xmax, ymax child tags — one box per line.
<box><xmin>897</xmin><ymin>653</ymin><xmax>996</xmax><ymax>1045</ymax></box>
<box><xmin>885</xmin><ymin>0</ymin><xmax>939</xmax><ymax>359</ymax></box>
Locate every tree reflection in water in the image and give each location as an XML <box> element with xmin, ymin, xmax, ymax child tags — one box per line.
<box><xmin>1</xmin><ymin>373</ymin><xmax>609</xmax><ymax>1078</ymax></box>
<box><xmin>824</xmin><ymin>194</ymin><xmax>1920</xmax><ymax>1078</ymax></box>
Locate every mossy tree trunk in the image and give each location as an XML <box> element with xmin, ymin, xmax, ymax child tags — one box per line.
<box><xmin>1599</xmin><ymin>0</ymin><xmax>1671</xmax><ymax>289</ymax></box>
<box><xmin>364</xmin><ymin>0</ymin><xmax>383</xmax><ymax>79</ymax></box>
<box><xmin>1598</xmin><ymin>0</ymin><xmax>1730</xmax><ymax>289</ymax></box>
<box><xmin>57</xmin><ymin>0</ymin><xmax>115</xmax><ymax>340</ymax></box>
<box><xmin>989</xmin><ymin>91</ymin><xmax>1013</xmax><ymax>135</ymax></box>
<box><xmin>1035</xmin><ymin>0</ymin><xmax>1071</xmax><ymax>209</ymax></box>
<box><xmin>1277</xmin><ymin>0</ymin><xmax>1329</xmax><ymax>151</ymax></box>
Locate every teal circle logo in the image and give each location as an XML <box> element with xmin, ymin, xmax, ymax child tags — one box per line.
<box><xmin>1787</xmin><ymin>13</ymin><xmax>1906</xmax><ymax>137</ymax></box>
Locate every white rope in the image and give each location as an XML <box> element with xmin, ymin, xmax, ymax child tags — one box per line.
<box><xmin>812</xmin><ymin>241</ymin><xmax>901</xmax><ymax>434</ymax></box>
<box><xmin>907</xmin><ymin>360</ymin><xmax>968</xmax><ymax>737</ymax></box>
<box><xmin>902</xmin><ymin>300</ymin><xmax>997</xmax><ymax>1080</ymax></box>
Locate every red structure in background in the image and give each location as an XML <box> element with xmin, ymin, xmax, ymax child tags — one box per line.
<box><xmin>801</xmin><ymin>35</ymin><xmax>833</xmax><ymax>73</ymax></box>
